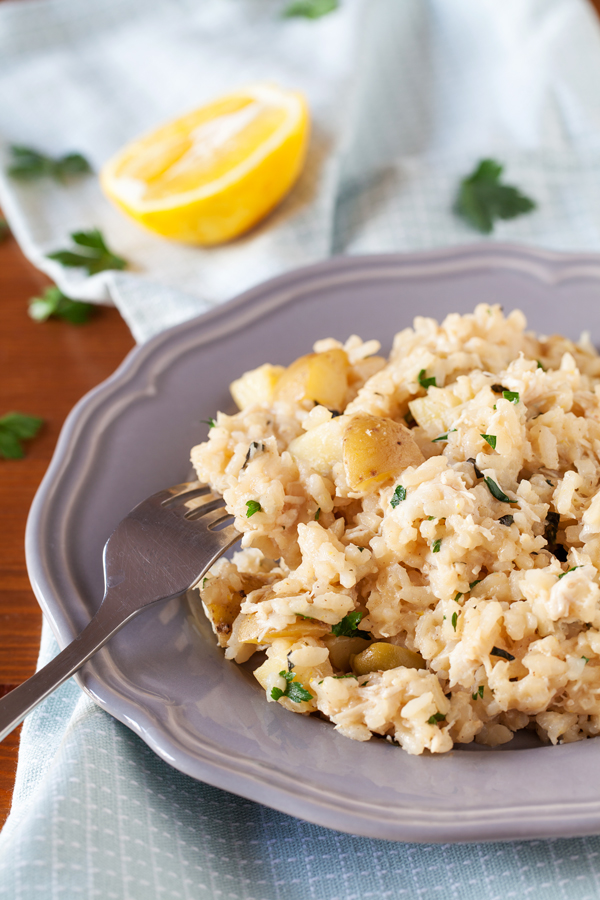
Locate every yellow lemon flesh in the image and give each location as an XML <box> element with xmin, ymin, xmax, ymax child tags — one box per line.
<box><xmin>100</xmin><ymin>83</ymin><xmax>310</xmax><ymax>245</ymax></box>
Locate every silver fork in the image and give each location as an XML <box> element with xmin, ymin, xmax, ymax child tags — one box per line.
<box><xmin>0</xmin><ymin>481</ymin><xmax>240</xmax><ymax>742</ymax></box>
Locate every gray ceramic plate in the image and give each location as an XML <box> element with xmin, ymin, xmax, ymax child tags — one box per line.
<box><xmin>26</xmin><ymin>244</ymin><xmax>600</xmax><ymax>844</ymax></box>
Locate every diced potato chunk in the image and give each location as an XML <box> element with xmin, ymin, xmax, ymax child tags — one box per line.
<box><xmin>273</xmin><ymin>349</ymin><xmax>348</xmax><ymax>410</ymax></box>
<box><xmin>351</xmin><ymin>642</ymin><xmax>426</xmax><ymax>675</ymax></box>
<box><xmin>408</xmin><ymin>387</ymin><xmax>461</xmax><ymax>437</ymax></box>
<box><xmin>343</xmin><ymin>414</ymin><xmax>424</xmax><ymax>491</ymax></box>
<box><xmin>287</xmin><ymin>416</ymin><xmax>346</xmax><ymax>476</ymax></box>
<box><xmin>230</xmin><ymin>363</ymin><xmax>285</xmax><ymax>410</ymax></box>
<box><xmin>237</xmin><ymin>612</ymin><xmax>329</xmax><ymax>644</ymax></box>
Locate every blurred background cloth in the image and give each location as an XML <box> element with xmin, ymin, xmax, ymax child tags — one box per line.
<box><xmin>2</xmin><ymin>0</ymin><xmax>600</xmax><ymax>898</ymax></box>
<box><xmin>1</xmin><ymin>0</ymin><xmax>600</xmax><ymax>341</ymax></box>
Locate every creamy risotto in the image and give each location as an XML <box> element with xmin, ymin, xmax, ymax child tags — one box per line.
<box><xmin>190</xmin><ymin>304</ymin><xmax>600</xmax><ymax>755</ymax></box>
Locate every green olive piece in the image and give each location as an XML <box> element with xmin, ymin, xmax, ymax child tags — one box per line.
<box><xmin>351</xmin><ymin>642</ymin><xmax>426</xmax><ymax>676</ymax></box>
<box><xmin>323</xmin><ymin>634</ymin><xmax>371</xmax><ymax>671</ymax></box>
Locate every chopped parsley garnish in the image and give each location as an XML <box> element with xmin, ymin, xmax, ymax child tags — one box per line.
<box><xmin>28</xmin><ymin>286</ymin><xmax>94</xmax><ymax>324</ymax></box>
<box><xmin>454</xmin><ymin>592</ymin><xmax>463</xmax><ymax>603</ymax></box>
<box><xmin>454</xmin><ymin>158</ymin><xmax>536</xmax><ymax>234</ymax></box>
<box><xmin>241</xmin><ymin>441</ymin><xmax>264</xmax><ymax>470</ymax></box>
<box><xmin>451</xmin><ymin>612</ymin><xmax>458</xmax><ymax>631</ymax></box>
<box><xmin>297</xmin><ymin>614</ymin><xmax>315</xmax><ymax>620</ymax></box>
<box><xmin>7</xmin><ymin>145</ymin><xmax>92</xmax><ymax>182</ymax></box>
<box><xmin>472</xmin><ymin>685</ymin><xmax>485</xmax><ymax>701</ymax></box>
<box><xmin>202</xmin><ymin>577</ymin><xmax>208</xmax><ymax>589</ymax></box>
<box><xmin>432</xmin><ymin>429</ymin><xmax>457</xmax><ymax>443</ymax></box>
<box><xmin>427</xmin><ymin>713</ymin><xmax>446</xmax><ymax>725</ymax></box>
<box><xmin>270</xmin><ymin>671</ymin><xmax>313</xmax><ymax>703</ymax></box>
<box><xmin>467</xmin><ymin>458</ymin><xmax>484</xmax><ymax>479</ymax></box>
<box><xmin>485</xmin><ymin>477</ymin><xmax>511</xmax><ymax>503</ymax></box>
<box><xmin>537</xmin><ymin>360</ymin><xmax>545</xmax><ymax>371</ymax></box>
<box><xmin>332</xmin><ymin>673</ymin><xmax>358</xmax><ymax>679</ymax></box>
<box><xmin>390</xmin><ymin>485</ymin><xmax>406</xmax><ymax>508</ymax></box>
<box><xmin>283</xmin><ymin>0</ymin><xmax>338</xmax><ymax>18</ymax></box>
<box><xmin>331</xmin><ymin>610</ymin><xmax>369</xmax><ymax>638</ymax></box>
<box><xmin>246</xmin><ymin>500</ymin><xmax>262</xmax><ymax>517</ymax></box>
<box><xmin>498</xmin><ymin>514</ymin><xmax>514</xmax><ymax>527</ymax></box>
<box><xmin>427</xmin><ymin>516</ymin><xmax>436</xmax><ymax>521</ymax></box>
<box><xmin>502</xmin><ymin>390</ymin><xmax>520</xmax><ymax>404</ymax></box>
<box><xmin>491</xmin><ymin>646</ymin><xmax>515</xmax><ymax>661</ymax></box>
<box><xmin>0</xmin><ymin>412</ymin><xmax>44</xmax><ymax>459</ymax></box>
<box><xmin>201</xmin><ymin>417</ymin><xmax>216</xmax><ymax>428</ymax></box>
<box><xmin>480</xmin><ymin>433</ymin><xmax>497</xmax><ymax>450</ymax></box>
<box><xmin>47</xmin><ymin>228</ymin><xmax>127</xmax><ymax>276</ymax></box>
<box><xmin>582</xmin><ymin>656</ymin><xmax>590</xmax><ymax>664</ymax></box>
<box><xmin>432</xmin><ymin>539</ymin><xmax>442</xmax><ymax>553</ymax></box>
<box><xmin>558</xmin><ymin>566</ymin><xmax>582</xmax><ymax>580</ymax></box>
<box><xmin>314</xmin><ymin>508</ymin><xmax>321</xmax><ymax>521</ymax></box>
<box><xmin>469</xmin><ymin>580</ymin><xmax>481</xmax><ymax>590</ymax></box>
<box><xmin>418</xmin><ymin>369</ymin><xmax>437</xmax><ymax>390</ymax></box>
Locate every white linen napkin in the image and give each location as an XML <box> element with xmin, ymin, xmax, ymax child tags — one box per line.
<box><xmin>1</xmin><ymin>0</ymin><xmax>600</xmax><ymax>343</ymax></box>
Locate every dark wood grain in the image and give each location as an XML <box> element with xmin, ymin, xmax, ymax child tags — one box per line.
<box><xmin>0</xmin><ymin>223</ymin><xmax>135</xmax><ymax>828</ymax></box>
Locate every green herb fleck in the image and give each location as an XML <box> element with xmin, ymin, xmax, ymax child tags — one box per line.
<box><xmin>390</xmin><ymin>485</ymin><xmax>406</xmax><ymax>508</ymax></box>
<box><xmin>454</xmin><ymin>158</ymin><xmax>536</xmax><ymax>234</ymax></box>
<box><xmin>28</xmin><ymin>286</ymin><xmax>94</xmax><ymax>324</ymax></box>
<box><xmin>490</xmin><ymin>646</ymin><xmax>515</xmax><ymax>661</ymax></box>
<box><xmin>537</xmin><ymin>360</ymin><xmax>545</xmax><ymax>371</ymax></box>
<box><xmin>270</xmin><ymin>670</ymin><xmax>313</xmax><ymax>703</ymax></box>
<box><xmin>0</xmin><ymin>412</ymin><xmax>44</xmax><ymax>459</ymax></box>
<box><xmin>201</xmin><ymin>417</ymin><xmax>216</xmax><ymax>428</ymax></box>
<box><xmin>314</xmin><ymin>507</ymin><xmax>321</xmax><ymax>521</ymax></box>
<box><xmin>283</xmin><ymin>0</ymin><xmax>338</xmax><ymax>18</ymax></box>
<box><xmin>297</xmin><ymin>614</ymin><xmax>315</xmax><ymax>620</ymax></box>
<box><xmin>331</xmin><ymin>610</ymin><xmax>369</xmax><ymax>638</ymax></box>
<box><xmin>432</xmin><ymin>429</ymin><xmax>457</xmax><ymax>443</ymax></box>
<box><xmin>485</xmin><ymin>477</ymin><xmax>511</xmax><ymax>503</ymax></box>
<box><xmin>480</xmin><ymin>433</ymin><xmax>497</xmax><ymax>450</ymax></box>
<box><xmin>558</xmin><ymin>566</ymin><xmax>582</xmax><ymax>580</ymax></box>
<box><xmin>454</xmin><ymin>592</ymin><xmax>463</xmax><ymax>603</ymax></box>
<box><xmin>502</xmin><ymin>390</ymin><xmax>519</xmax><ymax>404</ymax></box>
<box><xmin>202</xmin><ymin>577</ymin><xmax>208</xmax><ymax>589</ymax></box>
<box><xmin>332</xmin><ymin>673</ymin><xmax>358</xmax><ymax>679</ymax></box>
<box><xmin>47</xmin><ymin>228</ymin><xmax>127</xmax><ymax>276</ymax></box>
<box><xmin>246</xmin><ymin>500</ymin><xmax>262</xmax><ymax>517</ymax></box>
<box><xmin>427</xmin><ymin>712</ymin><xmax>446</xmax><ymax>725</ymax></box>
<box><xmin>432</xmin><ymin>538</ymin><xmax>442</xmax><ymax>553</ymax></box>
<box><xmin>451</xmin><ymin>611</ymin><xmax>458</xmax><ymax>631</ymax></box>
<box><xmin>404</xmin><ymin>410</ymin><xmax>416</xmax><ymax>427</ymax></box>
<box><xmin>498</xmin><ymin>514</ymin><xmax>514</xmax><ymax>527</ymax></box>
<box><xmin>7</xmin><ymin>145</ymin><xmax>93</xmax><ymax>182</ymax></box>
<box><xmin>427</xmin><ymin>516</ymin><xmax>436</xmax><ymax>521</ymax></box>
<box><xmin>472</xmin><ymin>685</ymin><xmax>484</xmax><ymax>701</ymax></box>
<box><xmin>418</xmin><ymin>369</ymin><xmax>437</xmax><ymax>390</ymax></box>
<box><xmin>469</xmin><ymin>580</ymin><xmax>481</xmax><ymax>590</ymax></box>
<box><xmin>582</xmin><ymin>656</ymin><xmax>590</xmax><ymax>664</ymax></box>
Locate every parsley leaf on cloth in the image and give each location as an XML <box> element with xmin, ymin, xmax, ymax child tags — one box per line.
<box><xmin>283</xmin><ymin>0</ymin><xmax>338</xmax><ymax>18</ymax></box>
<box><xmin>7</xmin><ymin>145</ymin><xmax>92</xmax><ymax>182</ymax></box>
<box><xmin>0</xmin><ymin>412</ymin><xmax>44</xmax><ymax>459</ymax></box>
<box><xmin>455</xmin><ymin>159</ymin><xmax>536</xmax><ymax>234</ymax></box>
<box><xmin>29</xmin><ymin>286</ymin><xmax>94</xmax><ymax>325</ymax></box>
<box><xmin>47</xmin><ymin>228</ymin><xmax>127</xmax><ymax>276</ymax></box>
<box><xmin>331</xmin><ymin>610</ymin><xmax>369</xmax><ymax>638</ymax></box>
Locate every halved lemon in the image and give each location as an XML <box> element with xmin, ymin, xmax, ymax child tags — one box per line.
<box><xmin>100</xmin><ymin>83</ymin><xmax>310</xmax><ymax>246</ymax></box>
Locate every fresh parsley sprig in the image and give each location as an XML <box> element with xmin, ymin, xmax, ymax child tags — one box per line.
<box><xmin>271</xmin><ymin>671</ymin><xmax>313</xmax><ymax>703</ymax></box>
<box><xmin>7</xmin><ymin>145</ymin><xmax>92</xmax><ymax>182</ymax></box>
<box><xmin>390</xmin><ymin>485</ymin><xmax>406</xmax><ymax>508</ymax></box>
<box><xmin>0</xmin><ymin>412</ymin><xmax>44</xmax><ymax>459</ymax></box>
<box><xmin>29</xmin><ymin>286</ymin><xmax>94</xmax><ymax>325</ymax></box>
<box><xmin>283</xmin><ymin>0</ymin><xmax>338</xmax><ymax>18</ymax></box>
<box><xmin>454</xmin><ymin>159</ymin><xmax>536</xmax><ymax>234</ymax></box>
<box><xmin>246</xmin><ymin>500</ymin><xmax>262</xmax><ymax>518</ymax></box>
<box><xmin>47</xmin><ymin>228</ymin><xmax>127</xmax><ymax>276</ymax></box>
<box><xmin>331</xmin><ymin>610</ymin><xmax>369</xmax><ymax>638</ymax></box>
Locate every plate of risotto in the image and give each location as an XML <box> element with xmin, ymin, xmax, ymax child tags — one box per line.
<box><xmin>27</xmin><ymin>245</ymin><xmax>600</xmax><ymax>842</ymax></box>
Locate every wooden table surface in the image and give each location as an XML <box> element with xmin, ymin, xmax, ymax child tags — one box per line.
<box><xmin>1</xmin><ymin>0</ymin><xmax>600</xmax><ymax>835</ymax></box>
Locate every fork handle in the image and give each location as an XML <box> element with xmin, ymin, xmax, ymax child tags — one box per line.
<box><xmin>0</xmin><ymin>598</ymin><xmax>141</xmax><ymax>743</ymax></box>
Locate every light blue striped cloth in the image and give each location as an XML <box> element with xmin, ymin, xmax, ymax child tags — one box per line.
<box><xmin>2</xmin><ymin>0</ymin><xmax>600</xmax><ymax>896</ymax></box>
